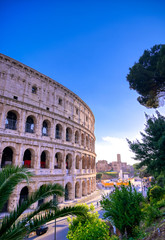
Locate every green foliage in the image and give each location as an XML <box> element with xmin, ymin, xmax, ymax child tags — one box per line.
<box><xmin>149</xmin><ymin>185</ymin><xmax>164</xmax><ymax>203</ymax></box>
<box><xmin>157</xmin><ymin>174</ymin><xmax>165</xmax><ymax>188</ymax></box>
<box><xmin>127</xmin><ymin>112</ymin><xmax>165</xmax><ymax>178</ymax></box>
<box><xmin>109</xmin><ymin>236</ymin><xmax>119</xmax><ymax>240</ymax></box>
<box><xmin>100</xmin><ymin>183</ymin><xmax>144</xmax><ymax>238</ymax></box>
<box><xmin>67</xmin><ymin>204</ymin><xmax>111</xmax><ymax>240</ymax></box>
<box><xmin>127</xmin><ymin>44</ymin><xmax>165</xmax><ymax>108</ymax></box>
<box><xmin>147</xmin><ymin>187</ymin><xmax>152</xmax><ymax>202</ymax></box>
<box><xmin>142</xmin><ymin>203</ymin><xmax>161</xmax><ymax>226</ymax></box>
<box><xmin>96</xmin><ymin>173</ymin><xmax>102</xmax><ymax>180</ymax></box>
<box><xmin>0</xmin><ymin>166</ymin><xmax>87</xmax><ymax>240</ymax></box>
<box><xmin>156</xmin><ymin>198</ymin><xmax>165</xmax><ymax>209</ymax></box>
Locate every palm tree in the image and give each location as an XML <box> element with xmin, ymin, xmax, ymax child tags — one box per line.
<box><xmin>0</xmin><ymin>165</ymin><xmax>87</xmax><ymax>240</ymax></box>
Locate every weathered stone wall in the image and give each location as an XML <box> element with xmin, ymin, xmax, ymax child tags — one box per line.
<box><xmin>0</xmin><ymin>53</ymin><xmax>96</xmax><ymax>212</ymax></box>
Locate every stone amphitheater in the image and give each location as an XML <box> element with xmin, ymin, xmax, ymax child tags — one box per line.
<box><xmin>0</xmin><ymin>53</ymin><xmax>96</xmax><ymax>212</ymax></box>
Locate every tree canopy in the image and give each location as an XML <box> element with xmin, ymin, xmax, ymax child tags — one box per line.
<box><xmin>67</xmin><ymin>204</ymin><xmax>111</xmax><ymax>240</ymax></box>
<box><xmin>100</xmin><ymin>183</ymin><xmax>144</xmax><ymax>238</ymax></box>
<box><xmin>127</xmin><ymin>111</ymin><xmax>165</xmax><ymax>178</ymax></box>
<box><xmin>127</xmin><ymin>44</ymin><xmax>165</xmax><ymax>108</ymax></box>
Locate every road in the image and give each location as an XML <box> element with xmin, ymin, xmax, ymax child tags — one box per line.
<box><xmin>28</xmin><ymin>189</ymin><xmax>111</xmax><ymax>240</ymax></box>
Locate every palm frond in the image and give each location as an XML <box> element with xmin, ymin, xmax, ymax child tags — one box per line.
<box><xmin>0</xmin><ymin>183</ymin><xmax>64</xmax><ymax>237</ymax></box>
<box><xmin>0</xmin><ymin>166</ymin><xmax>33</xmax><ymax>211</ymax></box>
<box><xmin>26</xmin><ymin>205</ymin><xmax>88</xmax><ymax>234</ymax></box>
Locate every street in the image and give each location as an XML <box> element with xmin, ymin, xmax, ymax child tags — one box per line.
<box><xmin>28</xmin><ymin>190</ymin><xmax>109</xmax><ymax>240</ymax></box>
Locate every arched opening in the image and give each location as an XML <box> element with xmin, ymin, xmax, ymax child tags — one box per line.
<box><xmin>87</xmin><ymin>180</ymin><xmax>90</xmax><ymax>194</ymax></box>
<box><xmin>87</xmin><ymin>156</ymin><xmax>90</xmax><ymax>169</ymax></box>
<box><xmin>1</xmin><ymin>147</ymin><xmax>13</xmax><ymax>168</ymax></box>
<box><xmin>5</xmin><ymin>111</ymin><xmax>17</xmax><ymax>130</ymax></box>
<box><xmin>25</xmin><ymin>116</ymin><xmax>35</xmax><ymax>133</ymax></box>
<box><xmin>32</xmin><ymin>85</ymin><xmax>37</xmax><ymax>94</ymax></box>
<box><xmin>19</xmin><ymin>186</ymin><xmax>28</xmax><ymax>205</ymax></box>
<box><xmin>86</xmin><ymin>136</ymin><xmax>89</xmax><ymax>148</ymax></box>
<box><xmin>55</xmin><ymin>124</ymin><xmax>62</xmax><ymax>139</ymax></box>
<box><xmin>66</xmin><ymin>127</ymin><xmax>72</xmax><ymax>142</ymax></box>
<box><xmin>82</xmin><ymin>181</ymin><xmax>86</xmax><ymax>196</ymax></box>
<box><xmin>55</xmin><ymin>152</ymin><xmax>62</xmax><ymax>169</ymax></box>
<box><xmin>81</xmin><ymin>133</ymin><xmax>84</xmax><ymax>146</ymax></box>
<box><xmin>23</xmin><ymin>149</ymin><xmax>32</xmax><ymax>168</ymax></box>
<box><xmin>75</xmin><ymin>155</ymin><xmax>80</xmax><ymax>169</ymax></box>
<box><xmin>75</xmin><ymin>131</ymin><xmax>79</xmax><ymax>144</ymax></box>
<box><xmin>42</xmin><ymin>120</ymin><xmax>49</xmax><ymax>136</ymax></box>
<box><xmin>40</xmin><ymin>151</ymin><xmax>47</xmax><ymax>168</ymax></box>
<box><xmin>66</xmin><ymin>154</ymin><xmax>72</xmax><ymax>170</ymax></box>
<box><xmin>82</xmin><ymin>156</ymin><xmax>86</xmax><ymax>169</ymax></box>
<box><xmin>91</xmin><ymin>179</ymin><xmax>93</xmax><ymax>192</ymax></box>
<box><xmin>75</xmin><ymin>182</ymin><xmax>80</xmax><ymax>198</ymax></box>
<box><xmin>65</xmin><ymin>182</ymin><xmax>72</xmax><ymax>201</ymax></box>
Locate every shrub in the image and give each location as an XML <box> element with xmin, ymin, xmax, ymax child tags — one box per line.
<box><xmin>100</xmin><ymin>183</ymin><xmax>144</xmax><ymax>238</ymax></box>
<box><xmin>67</xmin><ymin>204</ymin><xmax>111</xmax><ymax>240</ymax></box>
<box><xmin>149</xmin><ymin>185</ymin><xmax>164</xmax><ymax>203</ymax></box>
<box><xmin>157</xmin><ymin>174</ymin><xmax>165</xmax><ymax>188</ymax></box>
<box><xmin>142</xmin><ymin>203</ymin><xmax>161</xmax><ymax>226</ymax></box>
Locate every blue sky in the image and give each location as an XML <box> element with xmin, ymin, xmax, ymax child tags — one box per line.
<box><xmin>1</xmin><ymin>0</ymin><xmax>165</xmax><ymax>164</ymax></box>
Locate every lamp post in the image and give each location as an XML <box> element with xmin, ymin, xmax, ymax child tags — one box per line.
<box><xmin>54</xmin><ymin>217</ymin><xmax>56</xmax><ymax>240</ymax></box>
<box><xmin>54</xmin><ymin>194</ymin><xmax>57</xmax><ymax>240</ymax></box>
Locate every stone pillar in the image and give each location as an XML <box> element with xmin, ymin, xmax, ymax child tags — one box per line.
<box><xmin>35</xmin><ymin>145</ymin><xmax>41</xmax><ymax>172</ymax></box>
<box><xmin>62</xmin><ymin>150</ymin><xmax>66</xmax><ymax>174</ymax></box>
<box><xmin>79</xmin><ymin>179</ymin><xmax>82</xmax><ymax>197</ymax></box>
<box><xmin>36</xmin><ymin>114</ymin><xmax>42</xmax><ymax>138</ymax></box>
<box><xmin>80</xmin><ymin>153</ymin><xmax>83</xmax><ymax>174</ymax></box>
<box><xmin>19</xmin><ymin>110</ymin><xmax>26</xmax><ymax>135</ymax></box>
<box><xmin>50</xmin><ymin>147</ymin><xmax>55</xmax><ymax>173</ymax></box>
<box><xmin>8</xmin><ymin>193</ymin><xmax>19</xmax><ymax>212</ymax></box>
<box><xmin>71</xmin><ymin>179</ymin><xmax>75</xmax><ymax>200</ymax></box>
<box><xmin>72</xmin><ymin>151</ymin><xmax>75</xmax><ymax>175</ymax></box>
<box><xmin>18</xmin><ymin>143</ymin><xmax>24</xmax><ymax>167</ymax></box>
<box><xmin>0</xmin><ymin>104</ymin><xmax>6</xmax><ymax>129</ymax></box>
<box><xmin>50</xmin><ymin>118</ymin><xmax>55</xmax><ymax>140</ymax></box>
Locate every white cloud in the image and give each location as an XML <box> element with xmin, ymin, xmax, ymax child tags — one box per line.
<box><xmin>95</xmin><ymin>136</ymin><xmax>140</xmax><ymax>165</ymax></box>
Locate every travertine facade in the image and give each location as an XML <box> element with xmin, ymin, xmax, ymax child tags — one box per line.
<box><xmin>0</xmin><ymin>53</ymin><xmax>96</xmax><ymax>212</ymax></box>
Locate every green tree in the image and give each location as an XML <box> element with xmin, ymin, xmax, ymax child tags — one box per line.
<box><xmin>127</xmin><ymin>44</ymin><xmax>165</xmax><ymax>108</ymax></box>
<box><xmin>100</xmin><ymin>183</ymin><xmax>144</xmax><ymax>238</ymax></box>
<box><xmin>127</xmin><ymin>111</ymin><xmax>165</xmax><ymax>178</ymax></box>
<box><xmin>96</xmin><ymin>173</ymin><xmax>102</xmax><ymax>180</ymax></box>
<box><xmin>0</xmin><ymin>165</ymin><xmax>87</xmax><ymax>240</ymax></box>
<box><xmin>67</xmin><ymin>204</ymin><xmax>111</xmax><ymax>240</ymax></box>
<box><xmin>149</xmin><ymin>185</ymin><xmax>165</xmax><ymax>203</ymax></box>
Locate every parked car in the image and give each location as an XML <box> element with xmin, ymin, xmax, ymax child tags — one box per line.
<box><xmin>36</xmin><ymin>224</ymin><xmax>48</xmax><ymax>236</ymax></box>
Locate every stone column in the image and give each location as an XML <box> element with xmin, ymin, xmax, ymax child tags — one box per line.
<box><xmin>50</xmin><ymin>147</ymin><xmax>55</xmax><ymax>173</ymax></box>
<box><xmin>19</xmin><ymin>110</ymin><xmax>26</xmax><ymax>135</ymax></box>
<box><xmin>8</xmin><ymin>192</ymin><xmax>19</xmax><ymax>212</ymax></box>
<box><xmin>36</xmin><ymin>114</ymin><xmax>42</xmax><ymax>138</ymax></box>
<box><xmin>18</xmin><ymin>143</ymin><xmax>24</xmax><ymax>167</ymax></box>
<box><xmin>0</xmin><ymin>104</ymin><xmax>6</xmax><ymax>129</ymax></box>
<box><xmin>62</xmin><ymin>150</ymin><xmax>66</xmax><ymax>174</ymax></box>
<box><xmin>79</xmin><ymin>179</ymin><xmax>82</xmax><ymax>197</ymax></box>
<box><xmin>72</xmin><ymin>151</ymin><xmax>76</xmax><ymax>175</ymax></box>
<box><xmin>35</xmin><ymin>145</ymin><xmax>41</xmax><ymax>173</ymax></box>
<box><xmin>80</xmin><ymin>153</ymin><xmax>83</xmax><ymax>174</ymax></box>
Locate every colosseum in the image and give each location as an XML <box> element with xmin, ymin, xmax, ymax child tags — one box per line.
<box><xmin>0</xmin><ymin>53</ymin><xmax>96</xmax><ymax>212</ymax></box>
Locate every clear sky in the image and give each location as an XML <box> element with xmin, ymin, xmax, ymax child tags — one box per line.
<box><xmin>1</xmin><ymin>0</ymin><xmax>165</xmax><ymax>165</ymax></box>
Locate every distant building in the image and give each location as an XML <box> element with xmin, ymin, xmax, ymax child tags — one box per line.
<box><xmin>96</xmin><ymin>160</ymin><xmax>112</xmax><ymax>172</ymax></box>
<box><xmin>96</xmin><ymin>154</ymin><xmax>134</xmax><ymax>174</ymax></box>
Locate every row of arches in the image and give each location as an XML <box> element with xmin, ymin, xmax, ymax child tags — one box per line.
<box><xmin>1</xmin><ymin>146</ymin><xmax>96</xmax><ymax>170</ymax></box>
<box><xmin>1</xmin><ymin>179</ymin><xmax>96</xmax><ymax>212</ymax></box>
<box><xmin>4</xmin><ymin>111</ymin><xmax>95</xmax><ymax>150</ymax></box>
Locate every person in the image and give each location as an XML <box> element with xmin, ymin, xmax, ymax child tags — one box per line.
<box><xmin>97</xmin><ymin>201</ymin><xmax>99</xmax><ymax>207</ymax></box>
